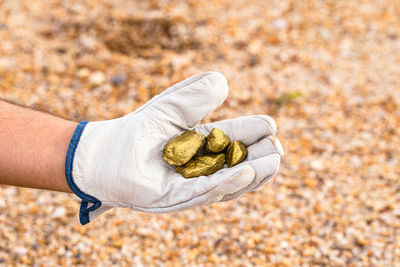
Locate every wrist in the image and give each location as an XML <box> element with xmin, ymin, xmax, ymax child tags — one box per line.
<box><xmin>46</xmin><ymin>119</ymin><xmax>78</xmax><ymax>193</ymax></box>
<box><xmin>0</xmin><ymin>100</ymin><xmax>78</xmax><ymax>192</ymax></box>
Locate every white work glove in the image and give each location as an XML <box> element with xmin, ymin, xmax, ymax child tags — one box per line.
<box><xmin>65</xmin><ymin>72</ymin><xmax>283</xmax><ymax>225</ymax></box>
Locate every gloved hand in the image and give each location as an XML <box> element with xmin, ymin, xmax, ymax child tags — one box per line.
<box><xmin>65</xmin><ymin>72</ymin><xmax>283</xmax><ymax>225</ymax></box>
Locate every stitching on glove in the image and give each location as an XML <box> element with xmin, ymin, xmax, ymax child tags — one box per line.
<box><xmin>65</xmin><ymin>121</ymin><xmax>102</xmax><ymax>225</ymax></box>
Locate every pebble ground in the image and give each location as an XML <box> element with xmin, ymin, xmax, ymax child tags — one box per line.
<box><xmin>0</xmin><ymin>0</ymin><xmax>399</xmax><ymax>266</ymax></box>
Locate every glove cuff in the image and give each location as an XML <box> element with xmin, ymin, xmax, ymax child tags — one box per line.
<box><xmin>65</xmin><ymin>121</ymin><xmax>102</xmax><ymax>225</ymax></box>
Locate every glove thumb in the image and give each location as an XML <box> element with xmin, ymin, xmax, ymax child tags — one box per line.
<box><xmin>148</xmin><ymin>71</ymin><xmax>228</xmax><ymax>128</ymax></box>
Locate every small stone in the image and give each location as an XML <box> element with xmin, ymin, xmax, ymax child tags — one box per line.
<box><xmin>226</xmin><ymin>141</ymin><xmax>248</xmax><ymax>167</ymax></box>
<box><xmin>28</xmin><ymin>205</ymin><xmax>40</xmax><ymax>214</ymax></box>
<box><xmin>271</xmin><ymin>19</ymin><xmax>288</xmax><ymax>30</ymax></box>
<box><xmin>110</xmin><ymin>74</ymin><xmax>126</xmax><ymax>85</ymax></box>
<box><xmin>176</xmin><ymin>154</ymin><xmax>225</xmax><ymax>178</ymax></box>
<box><xmin>356</xmin><ymin>237</ymin><xmax>368</xmax><ymax>247</ymax></box>
<box><xmin>205</xmin><ymin>128</ymin><xmax>230</xmax><ymax>153</ymax></box>
<box><xmin>14</xmin><ymin>246</ymin><xmax>28</xmax><ymax>255</ymax></box>
<box><xmin>89</xmin><ymin>71</ymin><xmax>106</xmax><ymax>86</ymax></box>
<box><xmin>77</xmin><ymin>68</ymin><xmax>90</xmax><ymax>78</ymax></box>
<box><xmin>163</xmin><ymin>131</ymin><xmax>206</xmax><ymax>166</ymax></box>
<box><xmin>52</xmin><ymin>207</ymin><xmax>67</xmax><ymax>218</ymax></box>
<box><xmin>248</xmin><ymin>54</ymin><xmax>260</xmax><ymax>67</ymax></box>
<box><xmin>311</xmin><ymin>160</ymin><xmax>323</xmax><ymax>171</ymax></box>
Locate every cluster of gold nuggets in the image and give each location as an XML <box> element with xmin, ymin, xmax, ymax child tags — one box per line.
<box><xmin>163</xmin><ymin>129</ymin><xmax>248</xmax><ymax>178</ymax></box>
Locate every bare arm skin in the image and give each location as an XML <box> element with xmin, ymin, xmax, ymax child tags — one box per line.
<box><xmin>0</xmin><ymin>100</ymin><xmax>76</xmax><ymax>193</ymax></box>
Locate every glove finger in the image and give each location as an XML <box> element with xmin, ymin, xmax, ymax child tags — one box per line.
<box><xmin>133</xmin><ymin>72</ymin><xmax>216</xmax><ymax>114</ymax></box>
<box><xmin>146</xmin><ymin>72</ymin><xmax>228</xmax><ymax>129</ymax></box>
<box><xmin>194</xmin><ymin>115</ymin><xmax>277</xmax><ymax>146</ymax></box>
<box><xmin>173</xmin><ymin>165</ymin><xmax>255</xmax><ymax>209</ymax></box>
<box><xmin>220</xmin><ymin>153</ymin><xmax>281</xmax><ymax>202</ymax></box>
<box><xmin>146</xmin><ymin>164</ymin><xmax>253</xmax><ymax>209</ymax></box>
<box><xmin>136</xmin><ymin>165</ymin><xmax>255</xmax><ymax>213</ymax></box>
<box><xmin>246</xmin><ymin>136</ymin><xmax>284</xmax><ymax>161</ymax></box>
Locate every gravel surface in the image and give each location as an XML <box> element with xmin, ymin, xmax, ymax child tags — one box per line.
<box><xmin>1</xmin><ymin>0</ymin><xmax>400</xmax><ymax>266</ymax></box>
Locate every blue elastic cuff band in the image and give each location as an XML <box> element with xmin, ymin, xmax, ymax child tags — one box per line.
<box><xmin>65</xmin><ymin>121</ymin><xmax>102</xmax><ymax>225</ymax></box>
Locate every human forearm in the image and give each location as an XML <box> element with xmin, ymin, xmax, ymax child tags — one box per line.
<box><xmin>0</xmin><ymin>100</ymin><xmax>76</xmax><ymax>192</ymax></box>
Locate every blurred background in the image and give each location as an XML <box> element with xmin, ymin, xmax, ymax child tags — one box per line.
<box><xmin>0</xmin><ymin>0</ymin><xmax>399</xmax><ymax>266</ymax></box>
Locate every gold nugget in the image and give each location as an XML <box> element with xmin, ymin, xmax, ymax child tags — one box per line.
<box><xmin>176</xmin><ymin>154</ymin><xmax>225</xmax><ymax>178</ymax></box>
<box><xmin>163</xmin><ymin>131</ymin><xmax>206</xmax><ymax>166</ymax></box>
<box><xmin>226</xmin><ymin>140</ymin><xmax>248</xmax><ymax>167</ymax></box>
<box><xmin>205</xmin><ymin>128</ymin><xmax>231</xmax><ymax>153</ymax></box>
